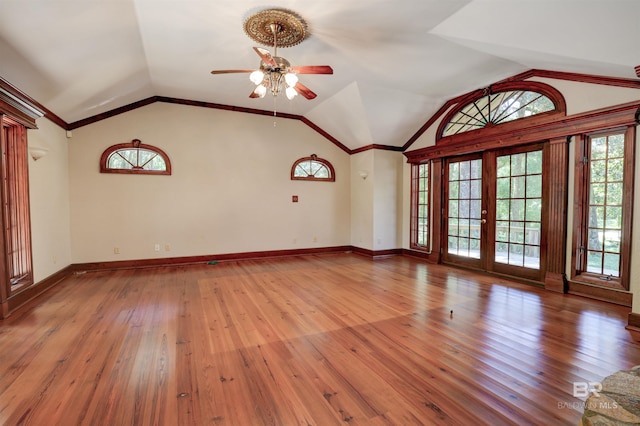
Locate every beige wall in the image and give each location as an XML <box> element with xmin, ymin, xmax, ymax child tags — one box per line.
<box><xmin>67</xmin><ymin>102</ymin><xmax>351</xmax><ymax>263</ymax></box>
<box><xmin>350</xmin><ymin>150</ymin><xmax>403</xmax><ymax>251</ymax></box>
<box><xmin>350</xmin><ymin>150</ymin><xmax>374</xmax><ymax>249</ymax></box>
<box><xmin>28</xmin><ymin>118</ymin><xmax>72</xmax><ymax>282</ymax></box>
<box><xmin>530</xmin><ymin>77</ymin><xmax>640</xmax><ymax>115</ymax></box>
<box><xmin>372</xmin><ymin>150</ymin><xmax>403</xmax><ymax>251</ymax></box>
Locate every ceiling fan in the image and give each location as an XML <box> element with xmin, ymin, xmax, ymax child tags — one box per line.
<box><xmin>210</xmin><ymin>8</ymin><xmax>333</xmax><ymax>101</ymax></box>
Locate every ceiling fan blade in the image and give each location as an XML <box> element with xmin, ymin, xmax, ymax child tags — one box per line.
<box><xmin>294</xmin><ymin>82</ymin><xmax>317</xmax><ymax>100</ymax></box>
<box><xmin>210</xmin><ymin>69</ymin><xmax>254</xmax><ymax>74</ymax></box>
<box><xmin>253</xmin><ymin>47</ymin><xmax>276</xmax><ymax>66</ymax></box>
<box><xmin>291</xmin><ymin>65</ymin><xmax>333</xmax><ymax>75</ymax></box>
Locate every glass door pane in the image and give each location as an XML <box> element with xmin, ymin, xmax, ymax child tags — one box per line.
<box><xmin>446</xmin><ymin>158</ymin><xmax>483</xmax><ymax>260</ymax></box>
<box><xmin>494</xmin><ymin>150</ymin><xmax>542</xmax><ymax>269</ymax></box>
<box><xmin>586</xmin><ymin>133</ymin><xmax>624</xmax><ymax>277</ymax></box>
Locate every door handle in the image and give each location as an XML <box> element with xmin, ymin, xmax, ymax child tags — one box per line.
<box><xmin>481</xmin><ymin>219</ymin><xmax>487</xmax><ymax>224</ymax></box>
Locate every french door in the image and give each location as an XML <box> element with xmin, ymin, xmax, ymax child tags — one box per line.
<box><xmin>443</xmin><ymin>143</ymin><xmax>546</xmax><ymax>282</ymax></box>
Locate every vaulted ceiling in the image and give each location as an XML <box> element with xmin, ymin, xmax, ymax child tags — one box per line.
<box><xmin>0</xmin><ymin>0</ymin><xmax>638</xmax><ymax>151</ymax></box>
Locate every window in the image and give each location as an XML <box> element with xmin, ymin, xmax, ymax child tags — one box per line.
<box><xmin>291</xmin><ymin>154</ymin><xmax>335</xmax><ymax>181</ymax></box>
<box><xmin>100</xmin><ymin>139</ymin><xmax>171</xmax><ymax>175</ymax></box>
<box><xmin>411</xmin><ymin>162</ymin><xmax>430</xmax><ymax>250</ymax></box>
<box><xmin>1</xmin><ymin>117</ymin><xmax>33</xmax><ymax>292</ymax></box>
<box><xmin>443</xmin><ymin>90</ymin><xmax>555</xmax><ymax>137</ymax></box>
<box><xmin>572</xmin><ymin>127</ymin><xmax>634</xmax><ymax>290</ymax></box>
<box><xmin>437</xmin><ymin>82</ymin><xmax>565</xmax><ymax>140</ymax></box>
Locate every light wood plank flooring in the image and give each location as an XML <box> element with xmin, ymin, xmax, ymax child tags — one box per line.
<box><xmin>0</xmin><ymin>253</ymin><xmax>638</xmax><ymax>425</ymax></box>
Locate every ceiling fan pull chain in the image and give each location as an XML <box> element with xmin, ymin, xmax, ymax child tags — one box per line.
<box><xmin>273</xmin><ymin>96</ymin><xmax>277</xmax><ymax>127</ymax></box>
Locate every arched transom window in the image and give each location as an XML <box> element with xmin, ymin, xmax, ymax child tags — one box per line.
<box><xmin>100</xmin><ymin>139</ymin><xmax>171</xmax><ymax>175</ymax></box>
<box><xmin>291</xmin><ymin>154</ymin><xmax>335</xmax><ymax>181</ymax></box>
<box><xmin>441</xmin><ymin>83</ymin><xmax>563</xmax><ymax>138</ymax></box>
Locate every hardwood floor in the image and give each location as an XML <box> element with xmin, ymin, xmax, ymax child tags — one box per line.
<box><xmin>0</xmin><ymin>253</ymin><xmax>638</xmax><ymax>425</ymax></box>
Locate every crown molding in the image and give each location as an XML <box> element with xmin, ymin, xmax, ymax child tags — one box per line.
<box><xmin>502</xmin><ymin>69</ymin><xmax>640</xmax><ymax>89</ymax></box>
<box><xmin>0</xmin><ymin>76</ymin><xmax>65</xmax><ymax>129</ymax></box>
<box><xmin>0</xmin><ymin>77</ymin><xmax>45</xmax><ymax>128</ymax></box>
<box><xmin>5</xmin><ymin>67</ymin><xmax>638</xmax><ymax>153</ymax></box>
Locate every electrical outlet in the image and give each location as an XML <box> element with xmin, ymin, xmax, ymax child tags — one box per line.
<box><xmin>154</xmin><ymin>243</ymin><xmax>160</xmax><ymax>252</ymax></box>
<box><xmin>313</xmin><ymin>236</ymin><xmax>317</xmax><ymax>243</ymax></box>
<box><xmin>114</xmin><ymin>247</ymin><xmax>120</xmax><ymax>254</ymax></box>
<box><xmin>165</xmin><ymin>243</ymin><xmax>171</xmax><ymax>251</ymax></box>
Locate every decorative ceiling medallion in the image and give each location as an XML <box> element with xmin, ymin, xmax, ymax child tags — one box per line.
<box><xmin>243</xmin><ymin>8</ymin><xmax>307</xmax><ymax>48</ymax></box>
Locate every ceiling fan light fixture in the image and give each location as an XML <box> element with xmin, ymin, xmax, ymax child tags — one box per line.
<box><xmin>249</xmin><ymin>70</ymin><xmax>265</xmax><ymax>85</ymax></box>
<box><xmin>284</xmin><ymin>72</ymin><xmax>298</xmax><ymax>87</ymax></box>
<box><xmin>253</xmin><ymin>85</ymin><xmax>267</xmax><ymax>98</ymax></box>
<box><xmin>285</xmin><ymin>86</ymin><xmax>298</xmax><ymax>100</ymax></box>
<box><xmin>210</xmin><ymin>8</ymin><xmax>331</xmax><ymax>106</ymax></box>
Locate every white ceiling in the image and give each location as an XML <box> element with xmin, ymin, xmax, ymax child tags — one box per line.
<box><xmin>0</xmin><ymin>0</ymin><xmax>638</xmax><ymax>150</ymax></box>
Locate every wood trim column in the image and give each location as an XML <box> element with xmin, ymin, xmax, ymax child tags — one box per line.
<box><xmin>545</xmin><ymin>137</ymin><xmax>570</xmax><ymax>292</ymax></box>
<box><xmin>430</xmin><ymin>159</ymin><xmax>442</xmax><ymax>263</ymax></box>
<box><xmin>627</xmin><ymin>312</ymin><xmax>640</xmax><ymax>337</ymax></box>
<box><xmin>0</xmin><ymin>117</ymin><xmax>9</xmax><ymax>319</ymax></box>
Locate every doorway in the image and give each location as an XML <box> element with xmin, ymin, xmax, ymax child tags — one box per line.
<box><xmin>442</xmin><ymin>143</ymin><xmax>546</xmax><ymax>282</ymax></box>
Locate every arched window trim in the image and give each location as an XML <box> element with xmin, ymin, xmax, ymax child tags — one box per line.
<box><xmin>290</xmin><ymin>154</ymin><xmax>335</xmax><ymax>182</ymax></box>
<box><xmin>436</xmin><ymin>81</ymin><xmax>566</xmax><ymax>142</ymax></box>
<box><xmin>100</xmin><ymin>139</ymin><xmax>172</xmax><ymax>175</ymax></box>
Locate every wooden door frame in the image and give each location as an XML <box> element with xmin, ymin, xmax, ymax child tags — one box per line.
<box><xmin>441</xmin><ymin>143</ymin><xmax>549</xmax><ymax>283</ymax></box>
<box><xmin>441</xmin><ymin>153</ymin><xmax>485</xmax><ymax>270</ymax></box>
<box><xmin>490</xmin><ymin>143</ymin><xmax>548</xmax><ymax>283</ymax></box>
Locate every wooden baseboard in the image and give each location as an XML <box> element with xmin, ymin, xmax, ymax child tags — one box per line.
<box><xmin>1</xmin><ymin>265</ymin><xmax>74</xmax><ymax>319</ymax></box>
<box><xmin>626</xmin><ymin>313</ymin><xmax>640</xmax><ymax>341</ymax></box>
<box><xmin>627</xmin><ymin>312</ymin><xmax>640</xmax><ymax>334</ymax></box>
<box><xmin>401</xmin><ymin>248</ymin><xmax>439</xmax><ymax>263</ymax></box>
<box><xmin>567</xmin><ymin>280</ymin><xmax>633</xmax><ymax>307</ymax></box>
<box><xmin>351</xmin><ymin>246</ymin><xmax>403</xmax><ymax>259</ymax></box>
<box><xmin>544</xmin><ymin>272</ymin><xmax>567</xmax><ymax>293</ymax></box>
<box><xmin>73</xmin><ymin>246</ymin><xmax>354</xmax><ymax>272</ymax></box>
